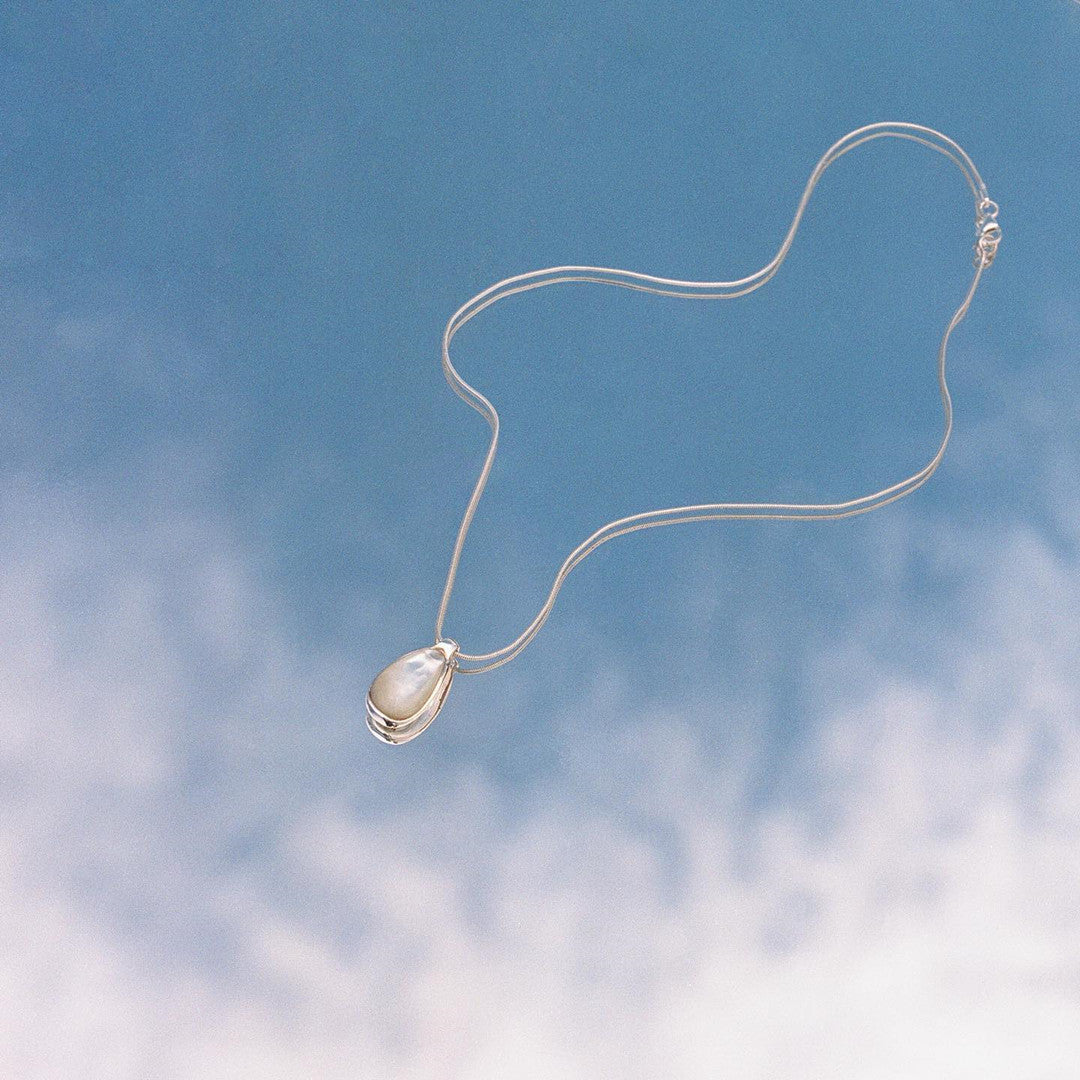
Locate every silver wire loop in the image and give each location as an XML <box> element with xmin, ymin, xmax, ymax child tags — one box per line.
<box><xmin>431</xmin><ymin>122</ymin><xmax>998</xmax><ymax>674</ymax></box>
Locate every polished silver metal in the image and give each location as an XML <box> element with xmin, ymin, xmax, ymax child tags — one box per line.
<box><xmin>975</xmin><ymin>198</ymin><xmax>1002</xmax><ymax>267</ymax></box>
<box><xmin>365</xmin><ymin>640</ymin><xmax>459</xmax><ymax>745</ymax></box>
<box><xmin>427</xmin><ymin>121</ymin><xmax>1000</xmax><ymax>676</ymax></box>
<box><xmin>366</xmin><ymin>122</ymin><xmax>1001</xmax><ymax>743</ymax></box>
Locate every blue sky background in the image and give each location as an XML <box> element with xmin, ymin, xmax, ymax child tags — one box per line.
<box><xmin>1</xmin><ymin>3</ymin><xmax>1078</xmax><ymax>1077</ymax></box>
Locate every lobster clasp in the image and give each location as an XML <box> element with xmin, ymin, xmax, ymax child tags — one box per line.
<box><xmin>974</xmin><ymin>198</ymin><xmax>1001</xmax><ymax>268</ymax></box>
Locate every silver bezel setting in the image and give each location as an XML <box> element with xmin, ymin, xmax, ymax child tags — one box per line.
<box><xmin>365</xmin><ymin>640</ymin><xmax>458</xmax><ymax>745</ymax></box>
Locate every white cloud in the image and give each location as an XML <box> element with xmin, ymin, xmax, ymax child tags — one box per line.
<box><xmin>0</xmin><ymin>464</ymin><xmax>1078</xmax><ymax>1079</ymax></box>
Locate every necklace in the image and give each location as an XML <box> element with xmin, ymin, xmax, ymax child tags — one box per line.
<box><xmin>366</xmin><ymin>121</ymin><xmax>1001</xmax><ymax>745</ymax></box>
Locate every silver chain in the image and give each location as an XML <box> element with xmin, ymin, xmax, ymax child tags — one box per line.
<box><xmin>432</xmin><ymin>122</ymin><xmax>999</xmax><ymax>674</ymax></box>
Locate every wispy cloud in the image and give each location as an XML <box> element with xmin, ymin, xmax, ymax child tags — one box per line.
<box><xmin>1</xmin><ymin>454</ymin><xmax>1077</xmax><ymax>1077</ymax></box>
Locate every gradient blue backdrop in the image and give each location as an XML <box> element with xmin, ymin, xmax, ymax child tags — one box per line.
<box><xmin>1</xmin><ymin>3</ymin><xmax>1078</xmax><ymax>1077</ymax></box>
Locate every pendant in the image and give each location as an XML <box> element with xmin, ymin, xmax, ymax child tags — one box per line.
<box><xmin>366</xmin><ymin>640</ymin><xmax>458</xmax><ymax>744</ymax></box>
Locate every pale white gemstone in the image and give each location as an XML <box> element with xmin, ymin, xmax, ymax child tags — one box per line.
<box><xmin>368</xmin><ymin>646</ymin><xmax>450</xmax><ymax>723</ymax></box>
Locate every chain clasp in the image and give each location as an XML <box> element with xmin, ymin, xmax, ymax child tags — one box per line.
<box><xmin>974</xmin><ymin>197</ymin><xmax>1001</xmax><ymax>268</ymax></box>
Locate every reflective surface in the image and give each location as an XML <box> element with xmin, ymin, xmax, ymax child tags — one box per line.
<box><xmin>366</xmin><ymin>640</ymin><xmax>457</xmax><ymax>744</ymax></box>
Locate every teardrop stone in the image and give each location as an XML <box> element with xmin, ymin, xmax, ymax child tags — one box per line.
<box><xmin>368</xmin><ymin>645</ymin><xmax>450</xmax><ymax>722</ymax></box>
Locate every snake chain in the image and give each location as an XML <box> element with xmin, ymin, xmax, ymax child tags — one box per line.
<box><xmin>431</xmin><ymin>122</ymin><xmax>1000</xmax><ymax>674</ymax></box>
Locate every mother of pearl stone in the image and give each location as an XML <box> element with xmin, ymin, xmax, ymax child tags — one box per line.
<box><xmin>366</xmin><ymin>641</ymin><xmax>457</xmax><ymax>744</ymax></box>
